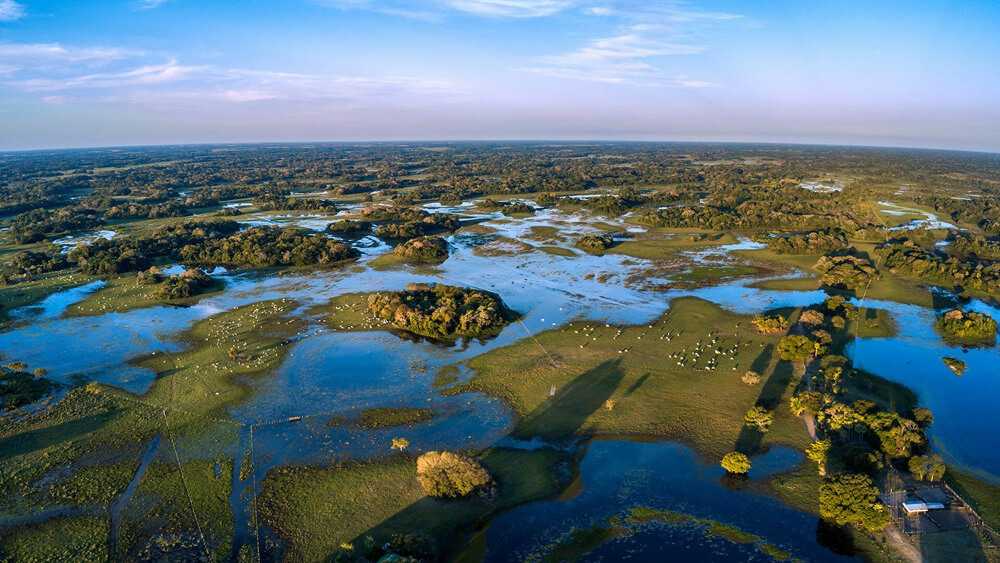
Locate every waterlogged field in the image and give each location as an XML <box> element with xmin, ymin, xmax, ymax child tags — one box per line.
<box><xmin>2</xmin><ymin>190</ymin><xmax>1000</xmax><ymax>562</ymax></box>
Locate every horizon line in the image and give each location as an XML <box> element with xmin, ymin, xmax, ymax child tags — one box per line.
<box><xmin>2</xmin><ymin>139</ymin><xmax>999</xmax><ymax>158</ymax></box>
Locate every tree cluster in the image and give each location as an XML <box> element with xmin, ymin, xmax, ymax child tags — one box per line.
<box><xmin>368</xmin><ymin>283</ymin><xmax>514</xmax><ymax>339</ymax></box>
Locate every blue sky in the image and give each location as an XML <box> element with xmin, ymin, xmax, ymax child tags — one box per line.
<box><xmin>0</xmin><ymin>0</ymin><xmax>998</xmax><ymax>151</ymax></box>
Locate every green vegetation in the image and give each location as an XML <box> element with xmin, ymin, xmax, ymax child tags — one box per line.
<box><xmin>457</xmin><ymin>297</ymin><xmax>812</xmax><ymax>459</ymax></box>
<box><xmin>721</xmin><ymin>452</ymin><xmax>752</xmax><ymax>474</ymax></box>
<box><xmin>415</xmin><ymin>451</ymin><xmax>494</xmax><ymax>498</ymax></box>
<box><xmin>943</xmin><ymin>356</ymin><xmax>967</xmax><ymax>375</ymax></box>
<box><xmin>937</xmin><ymin>308</ymin><xmax>998</xmax><ymax>346</ymax></box>
<box><xmin>815</xmin><ymin>254</ymin><xmax>878</xmax><ymax>293</ymax></box>
<box><xmin>764</xmin><ymin>230</ymin><xmax>848</xmax><ymax>255</ymax></box>
<box><xmin>393</xmin><ymin>236</ymin><xmax>449</xmax><ymax>263</ymax></box>
<box><xmin>752</xmin><ymin>314</ymin><xmax>788</xmax><ymax>333</ymax></box>
<box><xmin>368</xmin><ymin>283</ymin><xmax>515</xmax><ymax>340</ymax></box>
<box><xmin>818</xmin><ymin>473</ymin><xmax>890</xmax><ymax>532</ymax></box>
<box><xmin>356</xmin><ymin>406</ymin><xmax>436</xmax><ymax>428</ymax></box>
<box><xmin>908</xmin><ymin>454</ymin><xmax>946</xmax><ymax>481</ymax></box>
<box><xmin>258</xmin><ymin>448</ymin><xmax>566</xmax><ymax>561</ymax></box>
<box><xmin>575</xmin><ymin>233</ymin><xmax>615</xmax><ymax>253</ymax></box>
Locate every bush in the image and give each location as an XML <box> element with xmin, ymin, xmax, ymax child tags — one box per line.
<box><xmin>721</xmin><ymin>452</ymin><xmax>751</xmax><ymax>474</ymax></box>
<box><xmin>502</xmin><ymin>202</ymin><xmax>535</xmax><ymax>215</ymax></box>
<box><xmin>752</xmin><ymin>314</ymin><xmax>788</xmax><ymax>333</ymax></box>
<box><xmin>415</xmin><ymin>451</ymin><xmax>493</xmax><ymax>498</ymax></box>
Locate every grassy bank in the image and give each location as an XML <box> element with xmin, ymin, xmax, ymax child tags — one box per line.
<box><xmin>258</xmin><ymin>448</ymin><xmax>567</xmax><ymax>562</ymax></box>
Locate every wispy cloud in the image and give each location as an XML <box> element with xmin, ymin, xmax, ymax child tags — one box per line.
<box><xmin>0</xmin><ymin>41</ymin><xmax>462</xmax><ymax>112</ymax></box>
<box><xmin>521</xmin><ymin>2</ymin><xmax>740</xmax><ymax>84</ymax></box>
<box><xmin>312</xmin><ymin>0</ymin><xmax>570</xmax><ymax>19</ymax></box>
<box><xmin>0</xmin><ymin>0</ymin><xmax>26</xmax><ymax>21</ymax></box>
<box><xmin>445</xmin><ymin>0</ymin><xmax>571</xmax><ymax>18</ymax></box>
<box><xmin>138</xmin><ymin>0</ymin><xmax>172</xmax><ymax>9</ymax></box>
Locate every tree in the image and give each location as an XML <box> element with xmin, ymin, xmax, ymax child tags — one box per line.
<box><xmin>778</xmin><ymin>335</ymin><xmax>813</xmax><ymax>361</ymax></box>
<box><xmin>912</xmin><ymin>407</ymin><xmax>934</xmax><ymax>427</ymax></box>
<box><xmin>391</xmin><ymin>437</ymin><xmax>410</xmax><ymax>451</ymax></box>
<box><xmin>807</xmin><ymin>440</ymin><xmax>832</xmax><ymax>476</ymax></box>
<box><xmin>721</xmin><ymin>452</ymin><xmax>752</xmax><ymax>474</ymax></box>
<box><xmin>819</xmin><ymin>473</ymin><xmax>890</xmax><ymax>532</ymax></box>
<box><xmin>908</xmin><ymin>454</ymin><xmax>946</xmax><ymax>482</ymax></box>
<box><xmin>416</xmin><ymin>451</ymin><xmax>493</xmax><ymax>498</ymax></box>
<box><xmin>745</xmin><ymin>406</ymin><xmax>773</xmax><ymax>432</ymax></box>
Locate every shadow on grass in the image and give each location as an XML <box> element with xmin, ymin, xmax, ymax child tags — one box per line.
<box><xmin>734</xmin><ymin>343</ymin><xmax>796</xmax><ymax>456</ymax></box>
<box><xmin>0</xmin><ymin>409</ymin><xmax>121</xmax><ymax>462</ymax></box>
<box><xmin>513</xmin><ymin>359</ymin><xmax>625</xmax><ymax>443</ymax></box>
<box><xmin>318</xmin><ymin>361</ymin><xmax>626</xmax><ymax>562</ymax></box>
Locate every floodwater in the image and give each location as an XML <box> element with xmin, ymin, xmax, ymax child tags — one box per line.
<box><xmin>477</xmin><ymin>440</ymin><xmax>855</xmax><ymax>562</ymax></box>
<box><xmin>3</xmin><ymin>202</ymin><xmax>1000</xmax><ymax>557</ymax></box>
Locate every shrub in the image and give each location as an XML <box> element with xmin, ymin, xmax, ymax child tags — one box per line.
<box><xmin>415</xmin><ymin>451</ymin><xmax>493</xmax><ymax>498</ymax></box>
<box><xmin>752</xmin><ymin>314</ymin><xmax>788</xmax><ymax>333</ymax></box>
<box><xmin>721</xmin><ymin>452</ymin><xmax>751</xmax><ymax>474</ymax></box>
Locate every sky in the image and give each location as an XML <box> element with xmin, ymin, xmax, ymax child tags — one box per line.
<box><xmin>0</xmin><ymin>0</ymin><xmax>998</xmax><ymax>152</ymax></box>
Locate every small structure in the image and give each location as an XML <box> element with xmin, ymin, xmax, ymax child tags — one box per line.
<box><xmin>903</xmin><ymin>501</ymin><xmax>946</xmax><ymax>515</ymax></box>
<box><xmin>882</xmin><ymin>483</ymin><xmax>982</xmax><ymax>534</ymax></box>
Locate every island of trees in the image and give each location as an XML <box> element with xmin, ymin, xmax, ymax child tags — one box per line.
<box><xmin>368</xmin><ymin>283</ymin><xmax>515</xmax><ymax>339</ymax></box>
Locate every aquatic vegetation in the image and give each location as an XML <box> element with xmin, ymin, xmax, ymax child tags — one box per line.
<box><xmin>0</xmin><ymin>369</ymin><xmax>55</xmax><ymax>410</ymax></box>
<box><xmin>356</xmin><ymin>406</ymin><xmax>436</xmax><ymax>428</ymax></box>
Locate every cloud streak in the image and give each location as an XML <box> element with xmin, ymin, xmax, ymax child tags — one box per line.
<box><xmin>522</xmin><ymin>2</ymin><xmax>740</xmax><ymax>84</ymax></box>
<box><xmin>0</xmin><ymin>41</ymin><xmax>462</xmax><ymax>113</ymax></box>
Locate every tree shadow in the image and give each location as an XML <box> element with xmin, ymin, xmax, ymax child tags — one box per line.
<box><xmin>621</xmin><ymin>372</ymin><xmax>650</xmax><ymax>399</ymax></box>
<box><xmin>734</xmin><ymin>344</ymin><xmax>796</xmax><ymax>455</ymax></box>
<box><xmin>0</xmin><ymin>410</ymin><xmax>121</xmax><ymax>462</ymax></box>
<box><xmin>512</xmin><ymin>359</ymin><xmax>625</xmax><ymax>443</ymax></box>
<box><xmin>317</xmin><ymin>361</ymin><xmax>627</xmax><ymax>562</ymax></box>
